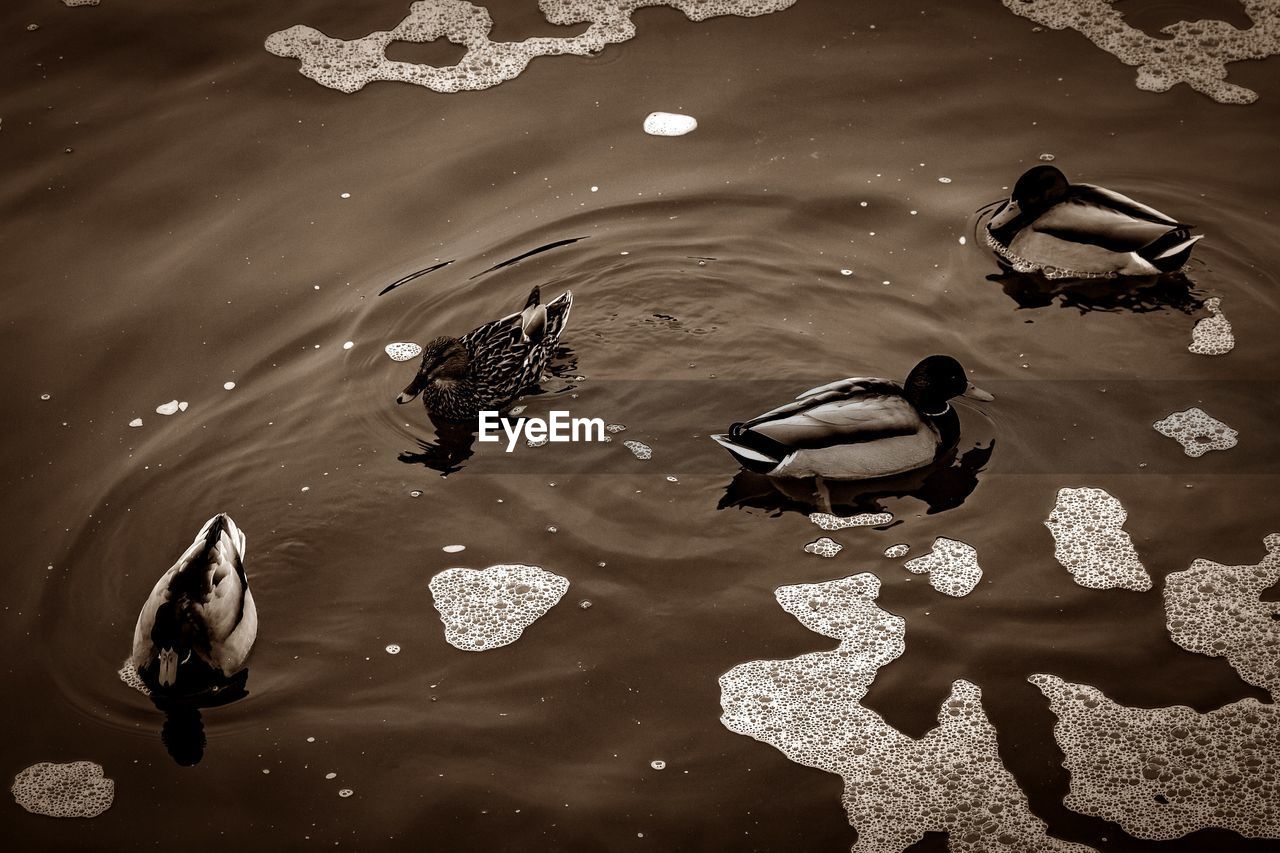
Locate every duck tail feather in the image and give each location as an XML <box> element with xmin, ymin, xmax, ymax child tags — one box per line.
<box><xmin>524</xmin><ymin>285</ymin><xmax>541</xmax><ymax>310</ymax></box>
<box><xmin>1143</xmin><ymin>231</ymin><xmax>1202</xmax><ymax>272</ymax></box>
<box><xmin>712</xmin><ymin>429</ymin><xmax>786</xmax><ymax>474</ymax></box>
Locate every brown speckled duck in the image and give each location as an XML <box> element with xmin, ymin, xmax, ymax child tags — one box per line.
<box><xmin>396</xmin><ymin>285</ymin><xmax>573</xmax><ymax>422</ymax></box>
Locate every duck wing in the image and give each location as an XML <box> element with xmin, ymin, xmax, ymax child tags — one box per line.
<box><xmin>740</xmin><ymin>379</ymin><xmax>922</xmax><ymax>449</ymax></box>
<box><xmin>194</xmin><ymin>515</ymin><xmax>256</xmax><ymax>675</ymax></box>
<box><xmin>1032</xmin><ymin>187</ymin><xmax>1190</xmax><ymax>254</ymax></box>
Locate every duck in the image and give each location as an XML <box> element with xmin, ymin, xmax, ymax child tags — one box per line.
<box><xmin>710</xmin><ymin>355</ymin><xmax>993</xmax><ymax>480</ymax></box>
<box><xmin>986</xmin><ymin>165</ymin><xmax>1201</xmax><ymax>277</ymax></box>
<box><xmin>396</xmin><ymin>285</ymin><xmax>573</xmax><ymax>422</ymax></box>
<box><xmin>130</xmin><ymin>513</ymin><xmax>257</xmax><ymax>690</ymax></box>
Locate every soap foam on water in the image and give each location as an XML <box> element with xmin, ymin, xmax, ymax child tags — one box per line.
<box><xmin>1031</xmin><ymin>674</ymin><xmax>1279</xmax><ymax>840</ymax></box>
<box><xmin>429</xmin><ymin>564</ymin><xmax>569</xmax><ymax>651</ymax></box>
<box><xmin>643</xmin><ymin>112</ymin><xmax>697</xmax><ymax>136</ymax></box>
<box><xmin>903</xmin><ymin>537</ymin><xmax>983</xmax><ymax>597</ymax></box>
<box><xmin>1045</xmin><ymin>487</ymin><xmax>1151</xmax><ymax>591</ymax></box>
<box><xmin>809</xmin><ymin>511</ymin><xmax>893</xmax><ymax>530</ymax></box>
<box><xmin>1002</xmin><ymin>0</ymin><xmax>1280</xmax><ymax>104</ymax></box>
<box><xmin>385</xmin><ymin>342</ymin><xmax>423</xmax><ymax>362</ymax></box>
<box><xmin>1188</xmin><ymin>297</ymin><xmax>1235</xmax><ymax>355</ymax></box>
<box><xmin>719</xmin><ymin>574</ymin><xmax>1093</xmax><ymax>853</ymax></box>
<box><xmin>1164</xmin><ymin>533</ymin><xmax>1280</xmax><ymax>699</ymax></box>
<box><xmin>803</xmin><ymin>537</ymin><xmax>842</xmax><ymax>558</ymax></box>
<box><xmin>622</xmin><ymin>440</ymin><xmax>651</xmax><ymax>460</ymax></box>
<box><xmin>266</xmin><ymin>0</ymin><xmax>798</xmax><ymax>94</ymax></box>
<box><xmin>1153</xmin><ymin>407</ymin><xmax>1238</xmax><ymax>457</ymax></box>
<box><xmin>11</xmin><ymin>762</ymin><xmax>115</xmax><ymax>818</ymax></box>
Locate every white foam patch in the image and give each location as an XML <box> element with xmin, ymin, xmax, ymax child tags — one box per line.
<box><xmin>803</xmin><ymin>537</ymin><xmax>842</xmax><ymax>558</ymax></box>
<box><xmin>1031</xmin><ymin>674</ymin><xmax>1280</xmax><ymax>840</ymax></box>
<box><xmin>63</xmin><ymin>0</ymin><xmax>100</xmax><ymax>6</ymax></box>
<box><xmin>385</xmin><ymin>342</ymin><xmax>422</xmax><ymax>362</ymax></box>
<box><xmin>1001</xmin><ymin>0</ymin><xmax>1280</xmax><ymax>104</ymax></box>
<box><xmin>643</xmin><ymin>111</ymin><xmax>697</xmax><ymax>136</ymax></box>
<box><xmin>904</xmin><ymin>537</ymin><xmax>983</xmax><ymax>597</ymax></box>
<box><xmin>605</xmin><ymin>423</ymin><xmax>627</xmax><ymax>433</ymax></box>
<box><xmin>1153</xmin><ymin>407</ymin><xmax>1238</xmax><ymax>457</ymax></box>
<box><xmin>1189</xmin><ymin>297</ymin><xmax>1235</xmax><ymax>355</ymax></box>
<box><xmin>884</xmin><ymin>543</ymin><xmax>910</xmax><ymax>558</ymax></box>
<box><xmin>128</xmin><ymin>418</ymin><xmax>143</xmax><ymax>428</ymax></box>
<box><xmin>429</xmin><ymin>564</ymin><xmax>568</xmax><ymax>651</ymax></box>
<box><xmin>1164</xmin><ymin>533</ymin><xmax>1280</xmax><ymax>699</ymax></box>
<box><xmin>720</xmin><ymin>574</ymin><xmax>1093</xmax><ymax>853</ymax></box>
<box><xmin>11</xmin><ymin>762</ymin><xmax>114</xmax><ymax>818</ymax></box>
<box><xmin>265</xmin><ymin>0</ymin><xmax>798</xmax><ymax>94</ymax></box>
<box><xmin>117</xmin><ymin>661</ymin><xmax>150</xmax><ymax>697</ymax></box>
<box><xmin>155</xmin><ymin>400</ymin><xmax>181</xmax><ymax>416</ymax></box>
<box><xmin>623</xmin><ymin>440</ymin><xmax>651</xmax><ymax>460</ymax></box>
<box><xmin>809</xmin><ymin>511</ymin><xmax>893</xmax><ymax>530</ymax></box>
<box><xmin>1045</xmin><ymin>487</ymin><xmax>1151</xmax><ymax>591</ymax></box>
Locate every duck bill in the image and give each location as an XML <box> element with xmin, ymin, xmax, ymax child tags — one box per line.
<box><xmin>987</xmin><ymin>198</ymin><xmax>1019</xmax><ymax>231</ymax></box>
<box><xmin>962</xmin><ymin>382</ymin><xmax>995</xmax><ymax>402</ymax></box>
<box><xmin>158</xmin><ymin>648</ymin><xmax>179</xmax><ymax>687</ymax></box>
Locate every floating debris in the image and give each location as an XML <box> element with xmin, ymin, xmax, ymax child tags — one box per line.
<box><xmin>1153</xmin><ymin>407</ymin><xmax>1237</xmax><ymax>457</ymax></box>
<box><xmin>343</xmin><ymin>341</ymin><xmax>354</xmax><ymax>350</ymax></box>
<box><xmin>644</xmin><ymin>111</ymin><xmax>697</xmax><ymax>136</ymax></box>
<box><xmin>155</xmin><ymin>400</ymin><xmax>181</xmax><ymax>416</ymax></box>
<box><xmin>903</xmin><ymin>537</ymin><xmax>982</xmax><ymax>597</ymax></box>
<box><xmin>803</xmin><ymin>537</ymin><xmax>843</xmax><ymax>558</ymax></box>
<box><xmin>442</xmin><ymin>544</ymin><xmax>465</xmax><ymax>553</ymax></box>
<box><xmin>809</xmin><ymin>511</ymin><xmax>892</xmax><ymax>531</ymax></box>
<box><xmin>266</xmin><ymin>0</ymin><xmax>799</xmax><ymax>94</ymax></box>
<box><xmin>1164</xmin><ymin>533</ymin><xmax>1280</xmax><ymax>699</ymax></box>
<box><xmin>1001</xmin><ymin>0</ymin><xmax>1280</xmax><ymax>104</ymax></box>
<box><xmin>1032</xmin><ymin>674</ymin><xmax>1279</xmax><ymax>840</ymax></box>
<box><xmin>128</xmin><ymin>418</ymin><xmax>143</xmax><ymax>428</ymax></box>
<box><xmin>1188</xmin><ymin>297</ymin><xmax>1235</xmax><ymax>355</ymax></box>
<box><xmin>428</xmin><ymin>564</ymin><xmax>569</xmax><ymax>652</ymax></box>
<box><xmin>1045</xmin><ymin>487</ymin><xmax>1151</xmax><ymax>591</ymax></box>
<box><xmin>623</xmin><ymin>440</ymin><xmax>651</xmax><ymax>460</ymax></box>
<box><xmin>385</xmin><ymin>342</ymin><xmax>422</xmax><ymax>362</ymax></box>
<box><xmin>883</xmin><ymin>544</ymin><xmax>910</xmax><ymax>558</ymax></box>
<box><xmin>720</xmin><ymin>574</ymin><xmax>1091</xmax><ymax>853</ymax></box>
<box><xmin>11</xmin><ymin>762</ymin><xmax>114</xmax><ymax>818</ymax></box>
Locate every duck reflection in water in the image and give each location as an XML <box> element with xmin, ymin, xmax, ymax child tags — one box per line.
<box><xmin>989</xmin><ymin>263</ymin><xmax>1204</xmax><ymax>314</ymax></box>
<box><xmin>145</xmin><ymin>666</ymin><xmax>250</xmax><ymax>767</ymax></box>
<box><xmin>711</xmin><ymin>356</ymin><xmax>995</xmax><ymax>516</ymax></box>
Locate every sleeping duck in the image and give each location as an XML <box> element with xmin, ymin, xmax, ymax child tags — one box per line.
<box><xmin>711</xmin><ymin>355</ymin><xmax>993</xmax><ymax>480</ymax></box>
<box><xmin>396</xmin><ymin>285</ymin><xmax>572</xmax><ymax>423</ymax></box>
<box><xmin>986</xmin><ymin>165</ymin><xmax>1201</xmax><ymax>277</ymax></box>
<box><xmin>130</xmin><ymin>513</ymin><xmax>257</xmax><ymax>690</ymax></box>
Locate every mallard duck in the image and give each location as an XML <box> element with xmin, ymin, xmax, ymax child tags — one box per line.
<box><xmin>130</xmin><ymin>514</ymin><xmax>257</xmax><ymax>690</ymax></box>
<box><xmin>396</xmin><ymin>285</ymin><xmax>572</xmax><ymax>422</ymax></box>
<box><xmin>710</xmin><ymin>355</ymin><xmax>993</xmax><ymax>480</ymax></box>
<box><xmin>986</xmin><ymin>165</ymin><xmax>1201</xmax><ymax>277</ymax></box>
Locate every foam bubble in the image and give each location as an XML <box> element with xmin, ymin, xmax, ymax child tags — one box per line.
<box><xmin>11</xmin><ymin>762</ymin><xmax>114</xmax><ymax>818</ymax></box>
<box><xmin>1153</xmin><ymin>407</ymin><xmax>1237</xmax><ymax>457</ymax></box>
<box><xmin>266</xmin><ymin>0</ymin><xmax>799</xmax><ymax>95</ymax></box>
<box><xmin>803</xmin><ymin>537</ymin><xmax>842</xmax><ymax>558</ymax></box>
<box><xmin>1031</xmin><ymin>673</ymin><xmax>1279</xmax><ymax>840</ymax></box>
<box><xmin>1001</xmin><ymin>0</ymin><xmax>1280</xmax><ymax>104</ymax></box>
<box><xmin>720</xmin><ymin>574</ymin><xmax>1092</xmax><ymax>852</ymax></box>
<box><xmin>1188</xmin><ymin>297</ymin><xmax>1235</xmax><ymax>355</ymax></box>
<box><xmin>1164</xmin><ymin>533</ymin><xmax>1280</xmax><ymax>699</ymax></box>
<box><xmin>904</xmin><ymin>537</ymin><xmax>983</xmax><ymax>597</ymax></box>
<box><xmin>643</xmin><ymin>111</ymin><xmax>697</xmax><ymax>136</ymax></box>
<box><xmin>623</xmin><ymin>440</ymin><xmax>651</xmax><ymax>460</ymax></box>
<box><xmin>809</xmin><ymin>511</ymin><xmax>893</xmax><ymax>530</ymax></box>
<box><xmin>128</xmin><ymin>418</ymin><xmax>142</xmax><ymax>428</ymax></box>
<box><xmin>385</xmin><ymin>342</ymin><xmax>422</xmax><ymax>362</ymax></box>
<box><xmin>429</xmin><ymin>564</ymin><xmax>569</xmax><ymax>651</ymax></box>
<box><xmin>883</xmin><ymin>543</ymin><xmax>910</xmax><ymax>558</ymax></box>
<box><xmin>1045</xmin><ymin>487</ymin><xmax>1151</xmax><ymax>591</ymax></box>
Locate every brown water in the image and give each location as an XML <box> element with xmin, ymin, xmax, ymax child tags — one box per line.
<box><xmin>3</xmin><ymin>0</ymin><xmax>1280</xmax><ymax>850</ymax></box>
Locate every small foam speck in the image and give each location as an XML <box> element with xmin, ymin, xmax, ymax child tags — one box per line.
<box><xmin>883</xmin><ymin>543</ymin><xmax>910</xmax><ymax>558</ymax></box>
<box><xmin>803</xmin><ymin>537</ymin><xmax>842</xmax><ymax>558</ymax></box>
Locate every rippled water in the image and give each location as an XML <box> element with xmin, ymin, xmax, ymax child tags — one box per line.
<box><xmin>3</xmin><ymin>0</ymin><xmax>1279</xmax><ymax>850</ymax></box>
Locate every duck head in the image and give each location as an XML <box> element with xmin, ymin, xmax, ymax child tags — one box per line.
<box><xmin>396</xmin><ymin>337</ymin><xmax>469</xmax><ymax>404</ymax></box>
<box><xmin>987</xmin><ymin>165</ymin><xmax>1071</xmax><ymax>236</ymax></box>
<box><xmin>904</xmin><ymin>355</ymin><xmax>994</xmax><ymax>416</ymax></box>
<box><xmin>150</xmin><ymin>603</ymin><xmax>198</xmax><ymax>688</ymax></box>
